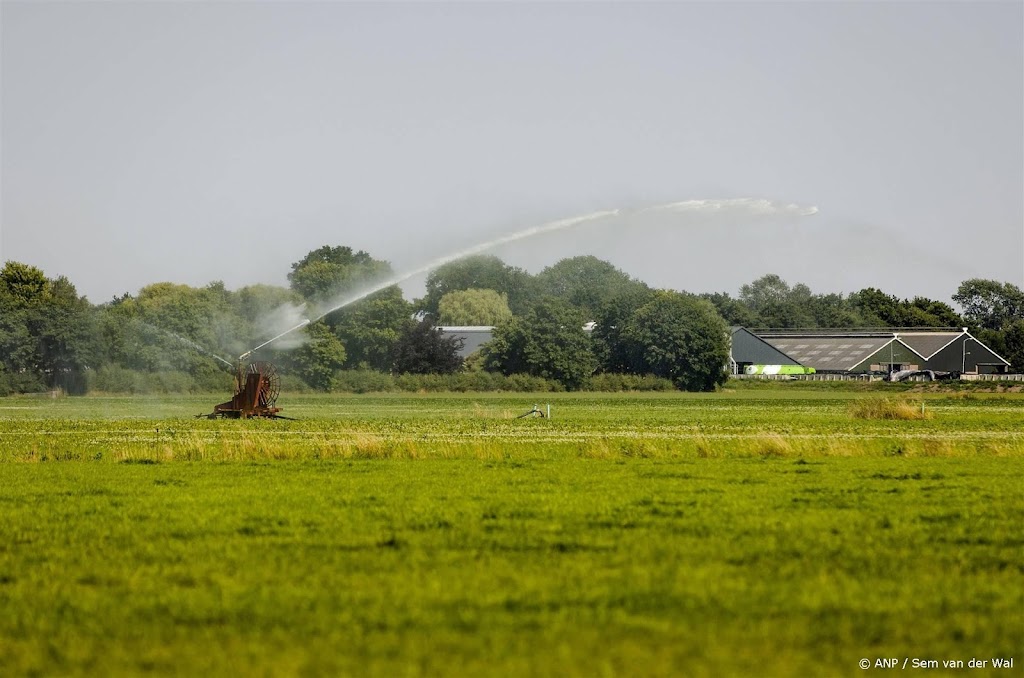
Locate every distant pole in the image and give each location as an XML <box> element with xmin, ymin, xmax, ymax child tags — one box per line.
<box><xmin>547</xmin><ymin>404</ymin><xmax>551</xmax><ymax>419</ymax></box>
<box><xmin>961</xmin><ymin>328</ymin><xmax>971</xmax><ymax>373</ymax></box>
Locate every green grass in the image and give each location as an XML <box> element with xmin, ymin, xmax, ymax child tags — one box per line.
<box><xmin>1</xmin><ymin>389</ymin><xmax>1022</xmax><ymax>676</ymax></box>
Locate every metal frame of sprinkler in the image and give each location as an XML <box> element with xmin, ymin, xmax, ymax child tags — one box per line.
<box><xmin>517</xmin><ymin>404</ymin><xmax>551</xmax><ymax>419</ymax></box>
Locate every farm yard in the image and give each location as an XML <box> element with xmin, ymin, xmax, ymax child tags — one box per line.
<box><xmin>0</xmin><ymin>386</ymin><xmax>1022</xmax><ymax>676</ymax></box>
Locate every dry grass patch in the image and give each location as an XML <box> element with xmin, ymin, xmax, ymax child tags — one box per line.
<box><xmin>849</xmin><ymin>398</ymin><xmax>932</xmax><ymax>420</ymax></box>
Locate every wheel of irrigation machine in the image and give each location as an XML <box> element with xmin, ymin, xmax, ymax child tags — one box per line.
<box><xmin>249</xmin><ymin>361</ymin><xmax>280</xmax><ymax>407</ymax></box>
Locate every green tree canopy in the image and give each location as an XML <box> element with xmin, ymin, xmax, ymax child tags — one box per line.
<box><xmin>0</xmin><ymin>263</ymin><xmax>98</xmax><ymax>393</ymax></box>
<box><xmin>739</xmin><ymin>274</ymin><xmax>815</xmax><ymax>328</ymax></box>
<box><xmin>849</xmin><ymin>288</ymin><xmax>964</xmax><ymax>328</ymax></box>
<box><xmin>805</xmin><ymin>292</ymin><xmax>869</xmax><ymax>329</ymax></box>
<box><xmin>97</xmin><ymin>282</ymin><xmax>242</xmax><ymax>380</ymax></box>
<box><xmin>952</xmin><ymin>279</ymin><xmax>1024</xmax><ymax>331</ymax></box>
<box><xmin>232</xmin><ymin>284</ymin><xmax>303</xmax><ymax>325</ymax></box>
<box><xmin>421</xmin><ymin>255</ymin><xmax>533</xmax><ymax>315</ymax></box>
<box><xmin>330</xmin><ymin>286</ymin><xmax>411</xmax><ymax>371</ymax></box>
<box><xmin>532</xmin><ymin>256</ymin><xmax>647</xmax><ymax>319</ymax></box>
<box><xmin>285</xmin><ymin>321</ymin><xmax>346</xmax><ymax>390</ymax></box>
<box><xmin>591</xmin><ymin>284</ymin><xmax>658</xmax><ymax>373</ymax></box>
<box><xmin>437</xmin><ymin>288</ymin><xmax>513</xmax><ymax>326</ymax></box>
<box><xmin>482</xmin><ymin>298</ymin><xmax>596</xmax><ymax>389</ymax></box>
<box><xmin>391</xmin><ymin>320</ymin><xmax>464</xmax><ymax>374</ymax></box>
<box><xmin>616</xmin><ymin>291</ymin><xmax>729</xmax><ymax>392</ymax></box>
<box><xmin>1002</xmin><ymin>320</ymin><xmax>1024</xmax><ymax>373</ymax></box>
<box><xmin>699</xmin><ymin>292</ymin><xmax>759</xmax><ymax>328</ymax></box>
<box><xmin>0</xmin><ymin>261</ymin><xmax>49</xmax><ymax>308</ymax></box>
<box><xmin>288</xmin><ymin>246</ymin><xmax>392</xmax><ymax>303</ymax></box>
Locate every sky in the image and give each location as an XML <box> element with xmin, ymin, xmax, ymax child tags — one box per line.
<box><xmin>2</xmin><ymin>1</ymin><xmax>1022</xmax><ymax>307</ymax></box>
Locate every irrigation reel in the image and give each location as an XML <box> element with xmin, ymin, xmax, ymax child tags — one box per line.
<box><xmin>201</xmin><ymin>360</ymin><xmax>294</xmax><ymax>420</ymax></box>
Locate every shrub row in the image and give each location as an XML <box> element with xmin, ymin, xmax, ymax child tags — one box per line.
<box><xmin>3</xmin><ymin>366</ymin><xmax>676</xmax><ymax>396</ymax></box>
<box><xmin>90</xmin><ymin>366</ymin><xmax>233</xmax><ymax>395</ymax></box>
<box><xmin>331</xmin><ymin>370</ymin><xmax>565</xmax><ymax>394</ymax></box>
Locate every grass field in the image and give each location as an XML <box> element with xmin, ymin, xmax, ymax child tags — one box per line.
<box><xmin>1</xmin><ymin>388</ymin><xmax>1022</xmax><ymax>676</ymax></box>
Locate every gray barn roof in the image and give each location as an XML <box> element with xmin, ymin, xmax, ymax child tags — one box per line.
<box><xmin>757</xmin><ymin>328</ymin><xmax>1011</xmax><ymax>372</ymax></box>
<box><xmin>898</xmin><ymin>331</ymin><xmax>970</xmax><ymax>359</ymax></box>
<box><xmin>763</xmin><ymin>336</ymin><xmax>900</xmax><ymax>371</ymax></box>
<box><xmin>437</xmin><ymin>326</ymin><xmax>495</xmax><ymax>358</ymax></box>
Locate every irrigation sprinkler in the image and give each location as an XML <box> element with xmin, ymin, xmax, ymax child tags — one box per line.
<box><xmin>517</xmin><ymin>404</ymin><xmax>550</xmax><ymax>419</ymax></box>
<box><xmin>201</xmin><ymin>360</ymin><xmax>293</xmax><ymax>420</ymax></box>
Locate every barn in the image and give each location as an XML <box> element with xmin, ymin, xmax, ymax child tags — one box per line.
<box><xmin>757</xmin><ymin>329</ymin><xmax>1009</xmax><ymax>375</ymax></box>
<box><xmin>729</xmin><ymin>327</ymin><xmax>803</xmax><ymax>374</ymax></box>
<box><xmin>436</xmin><ymin>326</ymin><xmax>495</xmax><ymax>358</ymax></box>
<box><xmin>898</xmin><ymin>329</ymin><xmax>1011</xmax><ymax>374</ymax></box>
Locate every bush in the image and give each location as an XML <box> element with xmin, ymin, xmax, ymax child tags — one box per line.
<box><xmin>0</xmin><ymin>370</ymin><xmax>45</xmax><ymax>395</ymax></box>
<box><xmin>332</xmin><ymin>369</ymin><xmax>398</xmax><ymax>394</ymax></box>
<box><xmin>92</xmin><ymin>366</ymin><xmax>217</xmax><ymax>394</ymax></box>
<box><xmin>278</xmin><ymin>373</ymin><xmax>312</xmax><ymax>393</ymax></box>
<box><xmin>92</xmin><ymin>366</ymin><xmax>146</xmax><ymax>393</ymax></box>
<box><xmin>347</xmin><ymin>371</ymin><xmax>565</xmax><ymax>393</ymax></box>
<box><xmin>582</xmin><ymin>373</ymin><xmax>675</xmax><ymax>392</ymax></box>
<box><xmin>503</xmin><ymin>373</ymin><xmax>564</xmax><ymax>392</ymax></box>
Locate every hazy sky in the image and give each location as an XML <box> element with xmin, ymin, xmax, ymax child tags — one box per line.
<box><xmin>2</xmin><ymin>1</ymin><xmax>1022</xmax><ymax>306</ymax></box>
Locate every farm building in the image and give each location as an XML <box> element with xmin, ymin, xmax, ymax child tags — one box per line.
<box><xmin>898</xmin><ymin>330</ymin><xmax>1011</xmax><ymax>374</ymax></box>
<box><xmin>437</xmin><ymin>326</ymin><xmax>495</xmax><ymax>358</ymax></box>
<box><xmin>728</xmin><ymin>327</ymin><xmax>803</xmax><ymax>374</ymax></box>
<box><xmin>757</xmin><ymin>329</ymin><xmax>1010</xmax><ymax>375</ymax></box>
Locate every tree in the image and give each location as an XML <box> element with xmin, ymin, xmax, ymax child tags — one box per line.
<box><xmin>700</xmin><ymin>291</ymin><xmax>759</xmax><ymax>328</ymax></box>
<box><xmin>616</xmin><ymin>291</ymin><xmax>729</xmax><ymax>392</ymax></box>
<box><xmin>98</xmin><ymin>282</ymin><xmax>242</xmax><ymax>379</ymax></box>
<box><xmin>908</xmin><ymin>297</ymin><xmax>963</xmax><ymax>328</ymax></box>
<box><xmin>330</xmin><ymin>286</ymin><xmax>411</xmax><ymax>370</ymax></box>
<box><xmin>391</xmin><ymin>320</ymin><xmax>464</xmax><ymax>374</ymax></box>
<box><xmin>421</xmin><ymin>255</ymin><xmax>534</xmax><ymax>315</ymax></box>
<box><xmin>229</xmin><ymin>284</ymin><xmax>309</xmax><ymax>359</ymax></box>
<box><xmin>29</xmin><ymin>276</ymin><xmax>99</xmax><ymax>393</ymax></box>
<box><xmin>288</xmin><ymin>246</ymin><xmax>392</xmax><ymax>303</ymax></box>
<box><xmin>533</xmin><ymin>256</ymin><xmax>647</xmax><ymax>319</ymax></box>
<box><xmin>591</xmin><ymin>284</ymin><xmax>657</xmax><ymax>373</ymax></box>
<box><xmin>0</xmin><ymin>275</ymin><xmax>37</xmax><ymax>393</ymax></box>
<box><xmin>0</xmin><ymin>263</ymin><xmax>98</xmax><ymax>393</ymax></box>
<box><xmin>0</xmin><ymin>261</ymin><xmax>48</xmax><ymax>306</ymax></box>
<box><xmin>849</xmin><ymin>287</ymin><xmax>902</xmax><ymax>326</ymax></box>
<box><xmin>851</xmin><ymin>288</ymin><xmax>966</xmax><ymax>328</ymax></box>
<box><xmin>482</xmin><ymin>298</ymin><xmax>596</xmax><ymax>389</ymax></box>
<box><xmin>952</xmin><ymin>279</ymin><xmax>1024</xmax><ymax>331</ymax></box>
<box><xmin>806</xmin><ymin>292</ymin><xmax>868</xmax><ymax>329</ymax></box>
<box><xmin>1003</xmin><ymin>319</ymin><xmax>1024</xmax><ymax>373</ymax></box>
<box><xmin>232</xmin><ymin>284</ymin><xmax>303</xmax><ymax>326</ymax></box>
<box><xmin>738</xmin><ymin>274</ymin><xmax>814</xmax><ymax>328</ymax></box>
<box><xmin>286</xmin><ymin>321</ymin><xmax>346</xmax><ymax>390</ymax></box>
<box><xmin>437</xmin><ymin>288</ymin><xmax>513</xmax><ymax>326</ymax></box>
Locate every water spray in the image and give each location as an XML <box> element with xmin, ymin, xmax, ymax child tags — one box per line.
<box><xmin>139</xmin><ymin>321</ymin><xmax>235</xmax><ymax>368</ymax></box>
<box><xmin>238</xmin><ymin>318</ymin><xmax>311</xmax><ymax>361</ymax></box>
<box><xmin>174</xmin><ymin>334</ymin><xmax>235</xmax><ymax>368</ymax></box>
<box><xmin>640</xmin><ymin>197</ymin><xmax>819</xmax><ymax>217</ymax></box>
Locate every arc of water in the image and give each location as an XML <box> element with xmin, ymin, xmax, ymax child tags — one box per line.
<box><xmin>170</xmin><ymin>333</ymin><xmax>235</xmax><ymax>368</ymax></box>
<box><xmin>239</xmin><ymin>198</ymin><xmax>818</xmax><ymax>355</ymax></box>
<box><xmin>239</xmin><ymin>319</ymin><xmax>311</xmax><ymax>360</ymax></box>
<box><xmin>138</xmin><ymin>321</ymin><xmax>236</xmax><ymax>367</ymax></box>
<box><xmin>310</xmin><ymin>208</ymin><xmax>621</xmax><ymax>324</ymax></box>
<box><xmin>239</xmin><ymin>208</ymin><xmax>621</xmax><ymax>356</ymax></box>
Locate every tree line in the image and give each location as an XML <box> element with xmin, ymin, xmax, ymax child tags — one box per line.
<box><xmin>1</xmin><ymin>249</ymin><xmax>1021</xmax><ymax>395</ymax></box>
